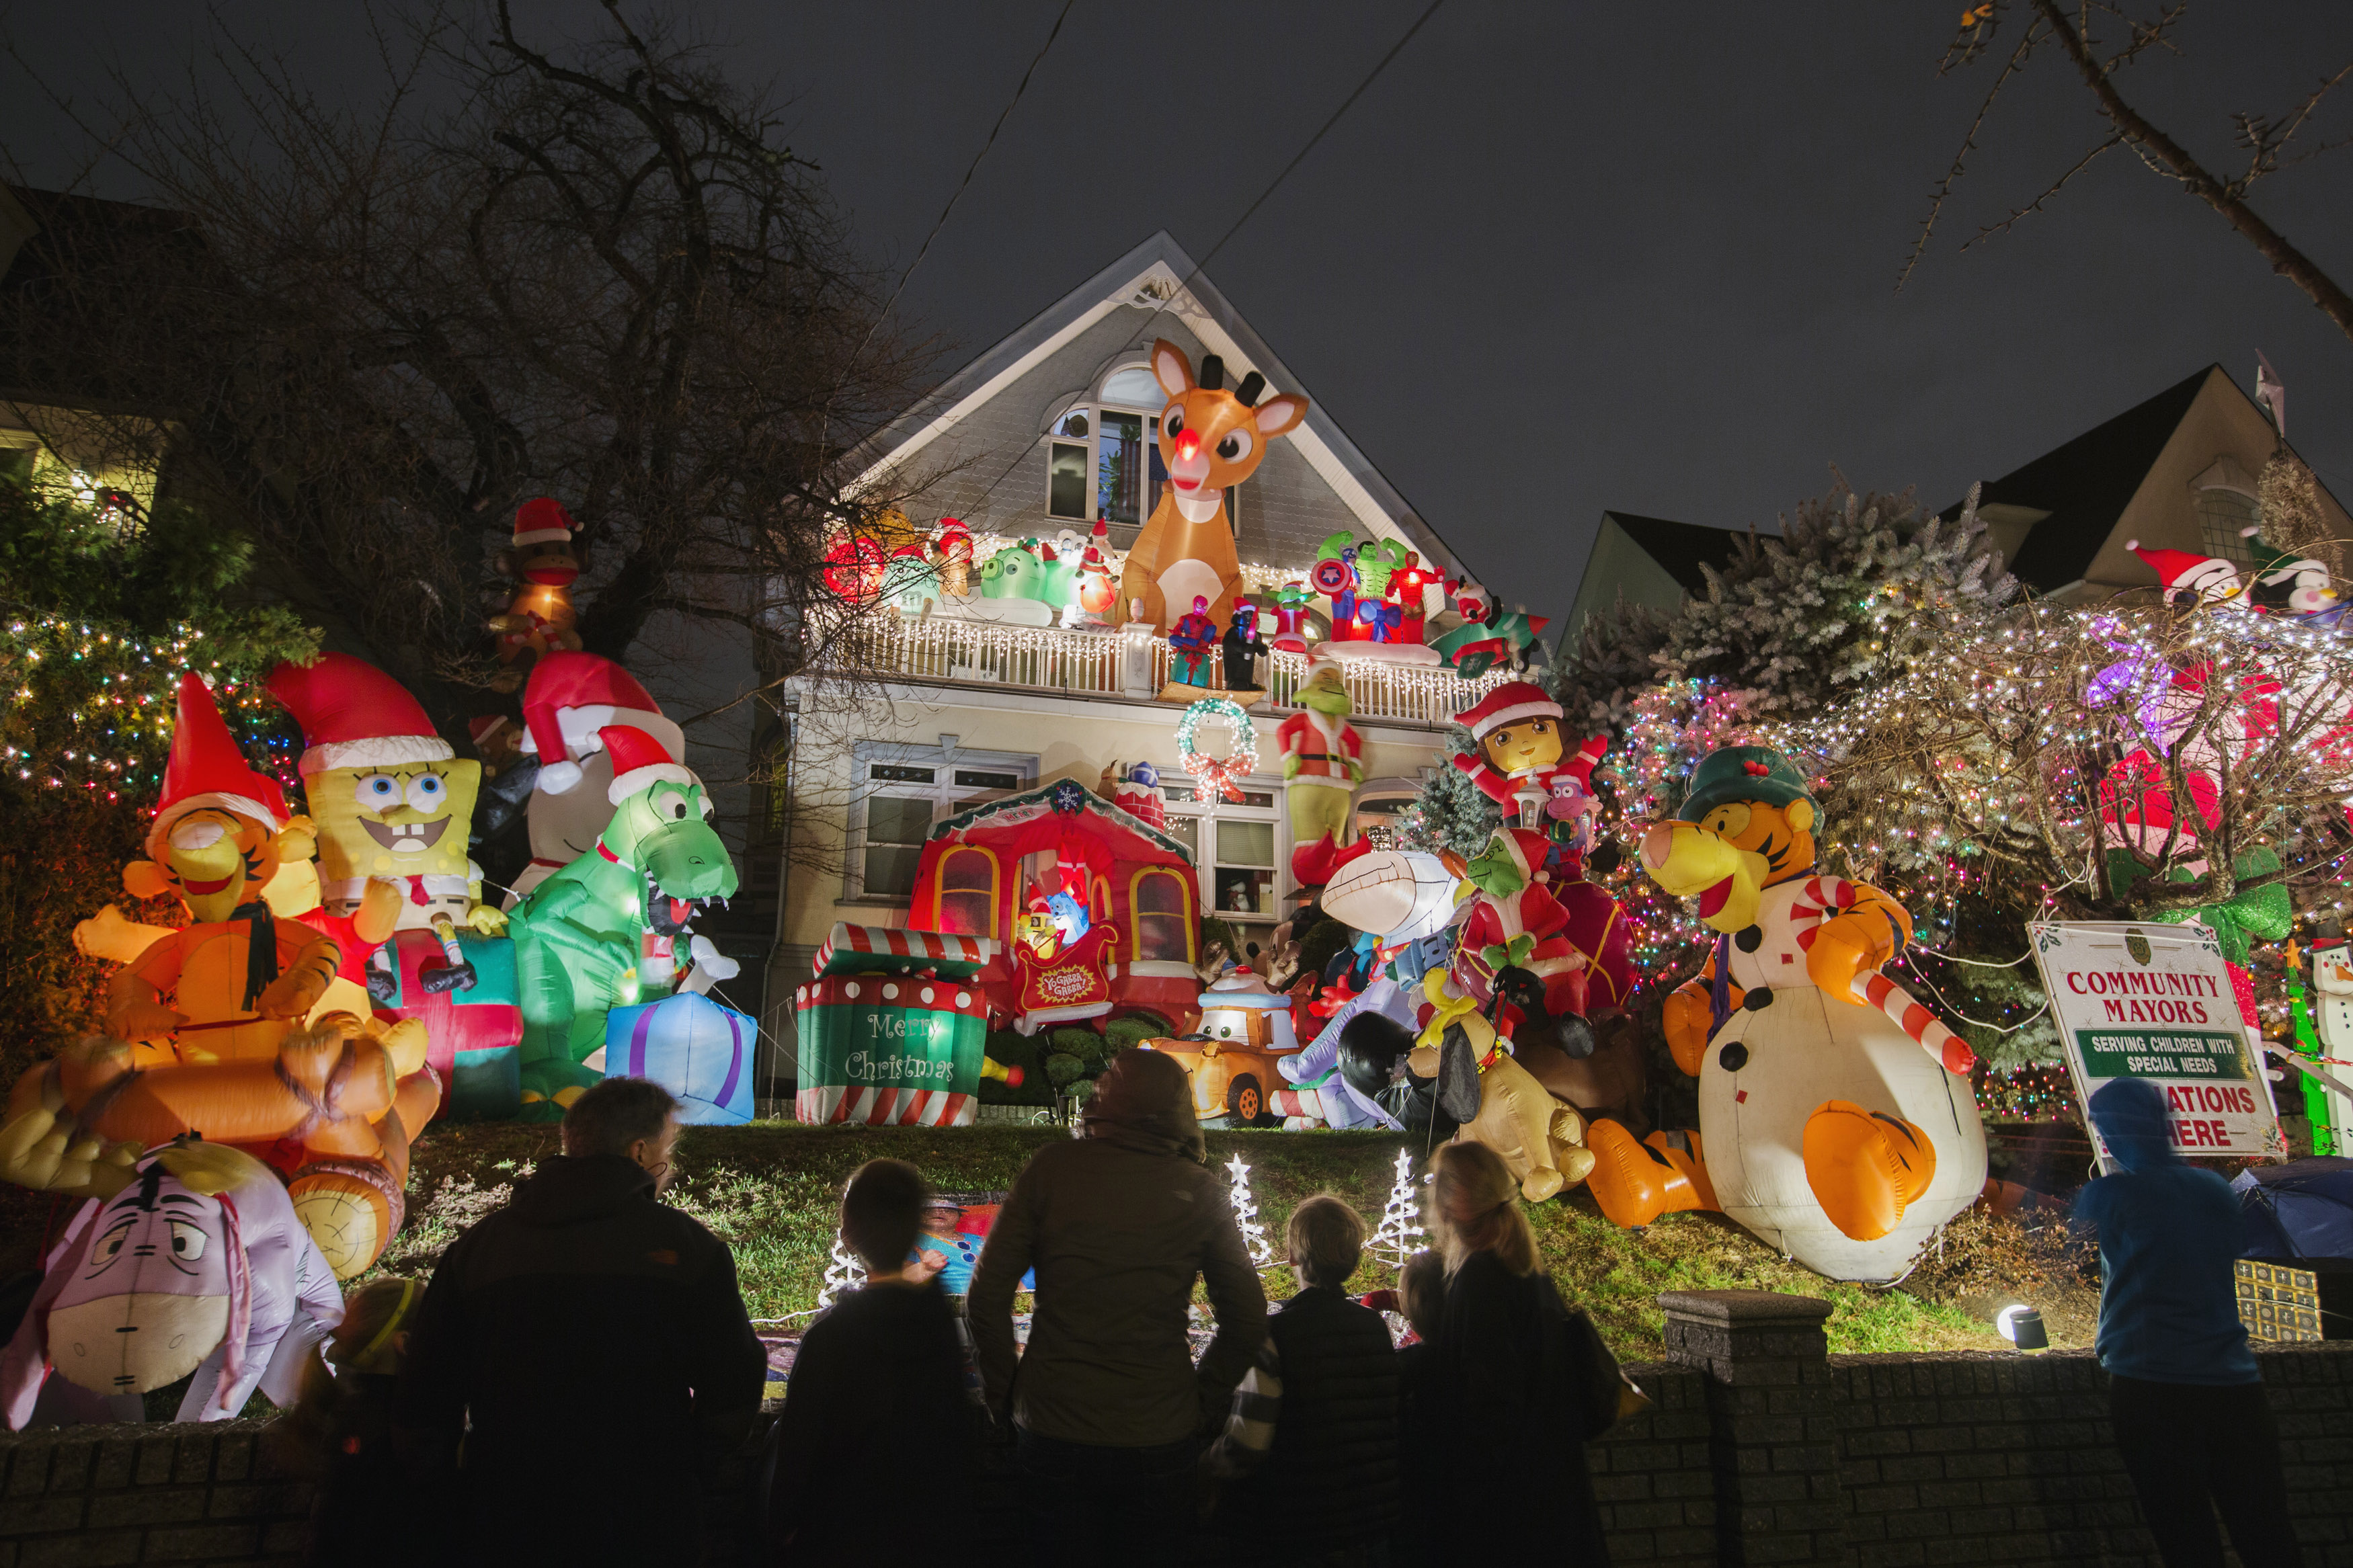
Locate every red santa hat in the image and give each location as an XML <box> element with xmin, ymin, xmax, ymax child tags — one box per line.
<box><xmin>2125</xmin><ymin>538</ymin><xmax>2239</xmax><ymax>598</ymax></box>
<box><xmin>1453</xmin><ymin>679</ymin><xmax>1561</xmax><ymax>743</ymax></box>
<box><xmin>601</xmin><ymin>724</ymin><xmax>698</xmax><ymax>805</ymax></box>
<box><xmin>1554</xmin><ymin>733</ymin><xmax>1609</xmax><ymax>792</ymax></box>
<box><xmin>149</xmin><ymin>673</ymin><xmax>289</xmax><ymax>858</ymax></box>
<box><xmin>467</xmin><ymin>714</ymin><xmax>512</xmax><ymax>751</ymax></box>
<box><xmin>1486</xmin><ymin>825</ymin><xmax>1555</xmax><ymax>885</ymax></box>
<box><xmin>266</xmin><ymin>653</ymin><xmax>454</xmax><ymax>777</ymax></box>
<box><xmin>513</xmin><ymin>497</ymin><xmax>577</xmax><ymax>548</ymax></box>
<box><xmin>520</xmin><ymin>652</ymin><xmax>685</xmax><ymax>796</ymax></box>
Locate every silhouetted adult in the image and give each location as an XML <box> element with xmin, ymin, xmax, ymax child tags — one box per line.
<box><xmin>1425</xmin><ymin>1141</ymin><xmax>1609</xmax><ymax>1564</ymax></box>
<box><xmin>396</xmin><ymin>1077</ymin><xmax>765</xmax><ymax>1567</ymax></box>
<box><xmin>2075</xmin><ymin>1077</ymin><xmax>2301</xmax><ymax>1568</ymax></box>
<box><xmin>969</xmin><ymin>1046</ymin><xmax>1268</xmax><ymax>1567</ymax></box>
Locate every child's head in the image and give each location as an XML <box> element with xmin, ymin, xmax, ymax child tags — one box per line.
<box><xmin>922</xmin><ymin>1198</ymin><xmax>965</xmax><ymax>1239</ymax></box>
<box><xmin>1397</xmin><ymin>1249</ymin><xmax>1445</xmax><ymax>1342</ymax></box>
<box><xmin>328</xmin><ymin>1276</ymin><xmax>423</xmax><ymax>1375</ymax></box>
<box><xmin>1285</xmin><ymin>1194</ymin><xmax>1365</xmax><ymax>1290</ymax></box>
<box><xmin>841</xmin><ymin>1158</ymin><xmax>930</xmax><ymax>1275</ymax></box>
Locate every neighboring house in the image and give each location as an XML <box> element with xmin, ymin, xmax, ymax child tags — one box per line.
<box><xmin>1561</xmin><ymin>364</ymin><xmax>2346</xmax><ymax>647</ymax></box>
<box><xmin>767</xmin><ymin>232</ymin><xmax>1503</xmax><ymax>1083</ymax></box>
<box><xmin>0</xmin><ymin>184</ymin><xmax>187</xmax><ymax>515</ymax></box>
<box><xmin>1946</xmin><ymin>363</ymin><xmax>2350</xmax><ymax>600</ymax></box>
<box><xmin>1564</xmin><ymin>509</ymin><xmax>1761</xmax><ymax>639</ymax></box>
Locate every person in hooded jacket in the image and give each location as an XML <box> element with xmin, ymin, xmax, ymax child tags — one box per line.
<box><xmin>969</xmin><ymin>1046</ymin><xmax>1269</xmax><ymax>1568</ymax></box>
<box><xmin>2073</xmin><ymin>1077</ymin><xmax>2302</xmax><ymax>1568</ymax></box>
<box><xmin>394</xmin><ymin>1076</ymin><xmax>766</xmax><ymax>1568</ymax></box>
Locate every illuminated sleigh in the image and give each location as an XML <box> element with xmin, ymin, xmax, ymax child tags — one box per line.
<box><xmin>906</xmin><ymin>782</ymin><xmax>1203</xmax><ymax>1034</ymax></box>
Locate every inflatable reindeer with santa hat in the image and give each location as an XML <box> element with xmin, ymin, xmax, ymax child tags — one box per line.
<box><xmin>506</xmin><ymin>651</ymin><xmax>690</xmax><ymax>905</ymax></box>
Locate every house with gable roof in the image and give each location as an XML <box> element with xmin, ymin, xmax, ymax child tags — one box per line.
<box><xmin>765</xmin><ymin>233</ymin><xmax>1518</xmax><ymax>1074</ymax></box>
<box><xmin>1948</xmin><ymin>363</ymin><xmax>2353</xmax><ymax>602</ymax></box>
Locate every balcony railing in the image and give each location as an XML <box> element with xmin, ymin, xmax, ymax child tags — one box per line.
<box><xmin>809</xmin><ymin>609</ymin><xmax>1513</xmax><ymax>730</ymax></box>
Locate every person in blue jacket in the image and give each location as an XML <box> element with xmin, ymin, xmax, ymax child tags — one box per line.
<box><xmin>2073</xmin><ymin>1077</ymin><xmax>2303</xmax><ymax>1568</ymax></box>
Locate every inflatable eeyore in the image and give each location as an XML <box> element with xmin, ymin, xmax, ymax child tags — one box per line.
<box><xmin>2</xmin><ymin>1141</ymin><xmax>342</xmax><ymax>1426</ymax></box>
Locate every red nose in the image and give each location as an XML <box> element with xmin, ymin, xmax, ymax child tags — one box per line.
<box><xmin>1176</xmin><ymin>433</ymin><xmax>1200</xmax><ymax>461</ymax></box>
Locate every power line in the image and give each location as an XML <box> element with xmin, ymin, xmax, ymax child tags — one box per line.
<box><xmin>966</xmin><ymin>0</ymin><xmax>1448</xmax><ymax>517</ymax></box>
<box><xmin>826</xmin><ymin>0</ymin><xmax>1076</xmax><ymax>452</ymax></box>
<box><xmin>872</xmin><ymin>0</ymin><xmax>1076</xmax><ymax>337</ymax></box>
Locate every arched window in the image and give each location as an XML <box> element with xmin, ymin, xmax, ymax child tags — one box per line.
<box><xmin>935</xmin><ymin>846</ymin><xmax>1000</xmax><ymax>938</ymax></box>
<box><xmin>1045</xmin><ymin>357</ymin><xmax>1240</xmax><ymax>534</ymax></box>
<box><xmin>1090</xmin><ymin>874</ymin><xmax>1112</xmax><ymax>925</ymax></box>
<box><xmin>1130</xmin><ymin>868</ymin><xmax>1195</xmax><ymax>963</ymax></box>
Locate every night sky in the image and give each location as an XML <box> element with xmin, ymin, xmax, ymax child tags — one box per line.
<box><xmin>7</xmin><ymin>3</ymin><xmax>2352</xmax><ymax>630</ymax></box>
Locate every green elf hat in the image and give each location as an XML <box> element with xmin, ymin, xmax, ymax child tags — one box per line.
<box><xmin>1677</xmin><ymin>745</ymin><xmax>1814</xmax><ymax>823</ymax></box>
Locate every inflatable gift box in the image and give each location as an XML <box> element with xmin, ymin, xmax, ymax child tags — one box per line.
<box><xmin>376</xmin><ymin>928</ymin><xmax>523</xmax><ymax>1122</ymax></box>
<box><xmin>795</xmin><ymin>925</ymin><xmax>997</xmax><ymax>1128</ymax></box>
<box><xmin>603</xmin><ymin>990</ymin><xmax>758</xmax><ymax>1126</ymax></box>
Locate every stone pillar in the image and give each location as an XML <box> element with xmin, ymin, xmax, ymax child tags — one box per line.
<box><xmin>1658</xmin><ymin>1288</ymin><xmax>1844</xmax><ymax>1567</ymax></box>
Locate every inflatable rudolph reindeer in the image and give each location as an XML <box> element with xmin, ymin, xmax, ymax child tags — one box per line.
<box><xmin>1117</xmin><ymin>339</ymin><xmax>1308</xmax><ymax>632</ymax></box>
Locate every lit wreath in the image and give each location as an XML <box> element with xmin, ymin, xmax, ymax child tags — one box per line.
<box><xmin>1176</xmin><ymin>698</ymin><xmax>1259</xmax><ymax>804</ymax></box>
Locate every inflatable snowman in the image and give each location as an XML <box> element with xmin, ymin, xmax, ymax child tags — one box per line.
<box><xmin>1585</xmin><ymin>747</ymin><xmax>1986</xmax><ymax>1282</ymax></box>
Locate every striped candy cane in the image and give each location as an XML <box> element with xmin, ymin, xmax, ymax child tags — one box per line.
<box><xmin>1791</xmin><ymin>876</ymin><xmax>1972</xmax><ymax>1075</ymax></box>
<box><xmin>1854</xmin><ymin>969</ymin><xmax>1975</xmax><ymax>1075</ymax></box>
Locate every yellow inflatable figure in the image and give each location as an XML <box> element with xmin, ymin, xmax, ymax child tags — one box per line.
<box><xmin>268</xmin><ymin>654</ymin><xmax>507</xmax><ymax>997</ymax></box>
<box><xmin>1410</xmin><ymin>971</ymin><xmax>1595</xmax><ymax>1203</ymax></box>
<box><xmin>1585</xmin><ymin>746</ymin><xmax>1985</xmax><ymax>1282</ymax></box>
<box><xmin>1</xmin><ymin>675</ymin><xmax>432</xmax><ymax>1278</ymax></box>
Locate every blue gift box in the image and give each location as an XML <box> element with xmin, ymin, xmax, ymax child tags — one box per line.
<box><xmin>602</xmin><ymin>991</ymin><xmax>758</xmax><ymax>1125</ymax></box>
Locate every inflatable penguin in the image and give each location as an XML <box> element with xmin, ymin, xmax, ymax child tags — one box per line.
<box><xmin>1585</xmin><ymin>747</ymin><xmax>1987</xmax><ymax>1282</ymax></box>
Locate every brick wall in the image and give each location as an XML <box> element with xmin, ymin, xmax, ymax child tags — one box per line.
<box><xmin>1588</xmin><ymin>1362</ymin><xmax>1717</xmax><ymax>1567</ymax></box>
<box><xmin>0</xmin><ymin>1420</ymin><xmax>307</xmax><ymax>1567</ymax></box>
<box><xmin>1829</xmin><ymin>1344</ymin><xmax>2350</xmax><ymax>1568</ymax></box>
<box><xmin>2</xmin><ymin>1309</ymin><xmax>2346</xmax><ymax>1567</ymax></box>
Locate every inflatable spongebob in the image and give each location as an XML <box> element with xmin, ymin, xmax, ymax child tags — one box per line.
<box><xmin>1585</xmin><ymin>746</ymin><xmax>1986</xmax><ymax>1282</ymax></box>
<box><xmin>268</xmin><ymin>653</ymin><xmax>507</xmax><ymax>996</ymax></box>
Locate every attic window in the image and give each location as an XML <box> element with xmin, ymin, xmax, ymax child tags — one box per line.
<box><xmin>1099</xmin><ymin>366</ymin><xmax>1164</xmax><ymax>407</ymax></box>
<box><xmin>2190</xmin><ymin>456</ymin><xmax>2261</xmax><ymax>566</ymax></box>
<box><xmin>1043</xmin><ymin>359</ymin><xmax>1240</xmax><ymax>534</ymax></box>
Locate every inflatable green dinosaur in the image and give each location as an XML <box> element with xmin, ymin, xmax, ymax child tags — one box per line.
<box><xmin>507</xmin><ymin>725</ymin><xmax>740</xmax><ymax>1117</ymax></box>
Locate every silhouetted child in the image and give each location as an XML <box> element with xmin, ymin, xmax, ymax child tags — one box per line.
<box><xmin>1390</xmin><ymin>1249</ymin><xmax>1446</xmax><ymax>1568</ymax></box>
<box><xmin>764</xmin><ymin>1159</ymin><xmax>982</xmax><ymax>1567</ymax></box>
<box><xmin>266</xmin><ymin>1276</ymin><xmax>424</xmax><ymax>1568</ymax></box>
<box><xmin>1209</xmin><ymin>1196</ymin><xmax>1400</xmax><ymax>1565</ymax></box>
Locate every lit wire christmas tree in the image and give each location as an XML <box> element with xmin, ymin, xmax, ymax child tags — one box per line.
<box><xmin>814</xmin><ymin>1227</ymin><xmax>863</xmax><ymax>1311</ymax></box>
<box><xmin>1226</xmin><ymin>1153</ymin><xmax>1273</xmax><ymax>1267</ymax></box>
<box><xmin>1367</xmin><ymin>1147</ymin><xmax>1427</xmax><ymax>1267</ymax></box>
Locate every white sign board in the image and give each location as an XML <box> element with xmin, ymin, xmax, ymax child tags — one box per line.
<box><xmin>2028</xmin><ymin>921</ymin><xmax>2284</xmax><ymax>1165</ymax></box>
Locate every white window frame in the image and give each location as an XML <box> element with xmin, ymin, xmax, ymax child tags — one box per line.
<box><xmin>1043</xmin><ymin>360</ymin><xmax>1241</xmax><ymax>542</ymax></box>
<box><xmin>842</xmin><ymin>739</ymin><xmax>1036</xmax><ymax>904</ymax></box>
<box><xmin>1154</xmin><ymin>768</ymin><xmax>1288</xmax><ymax>950</ymax></box>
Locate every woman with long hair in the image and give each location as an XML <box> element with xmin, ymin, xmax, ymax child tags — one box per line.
<box><xmin>1423</xmin><ymin>1141</ymin><xmax>1610</xmax><ymax>1565</ymax></box>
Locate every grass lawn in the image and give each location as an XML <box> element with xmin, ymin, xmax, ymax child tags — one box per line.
<box><xmin>349</xmin><ymin>1118</ymin><xmax>2098</xmax><ymax>1362</ymax></box>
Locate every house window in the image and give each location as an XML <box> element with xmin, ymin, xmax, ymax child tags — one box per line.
<box><xmin>1131</xmin><ymin>868</ymin><xmax>1195</xmax><ymax>962</ymax></box>
<box><xmin>1213</xmin><ymin>819</ymin><xmax>1277</xmax><ymax>918</ymax></box>
<box><xmin>844</xmin><ymin>743</ymin><xmax>1036</xmax><ymax>902</ymax></box>
<box><xmin>936</xmin><ymin>845</ymin><xmax>1000</xmax><ymax>937</ymax></box>
<box><xmin>2194</xmin><ymin>487</ymin><xmax>2261</xmax><ymax>566</ymax></box>
<box><xmin>1044</xmin><ymin>361</ymin><xmax>1237</xmax><ymax>534</ymax></box>
<box><xmin>1152</xmin><ymin>770</ymin><xmax>1283</xmax><ymax>958</ymax></box>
